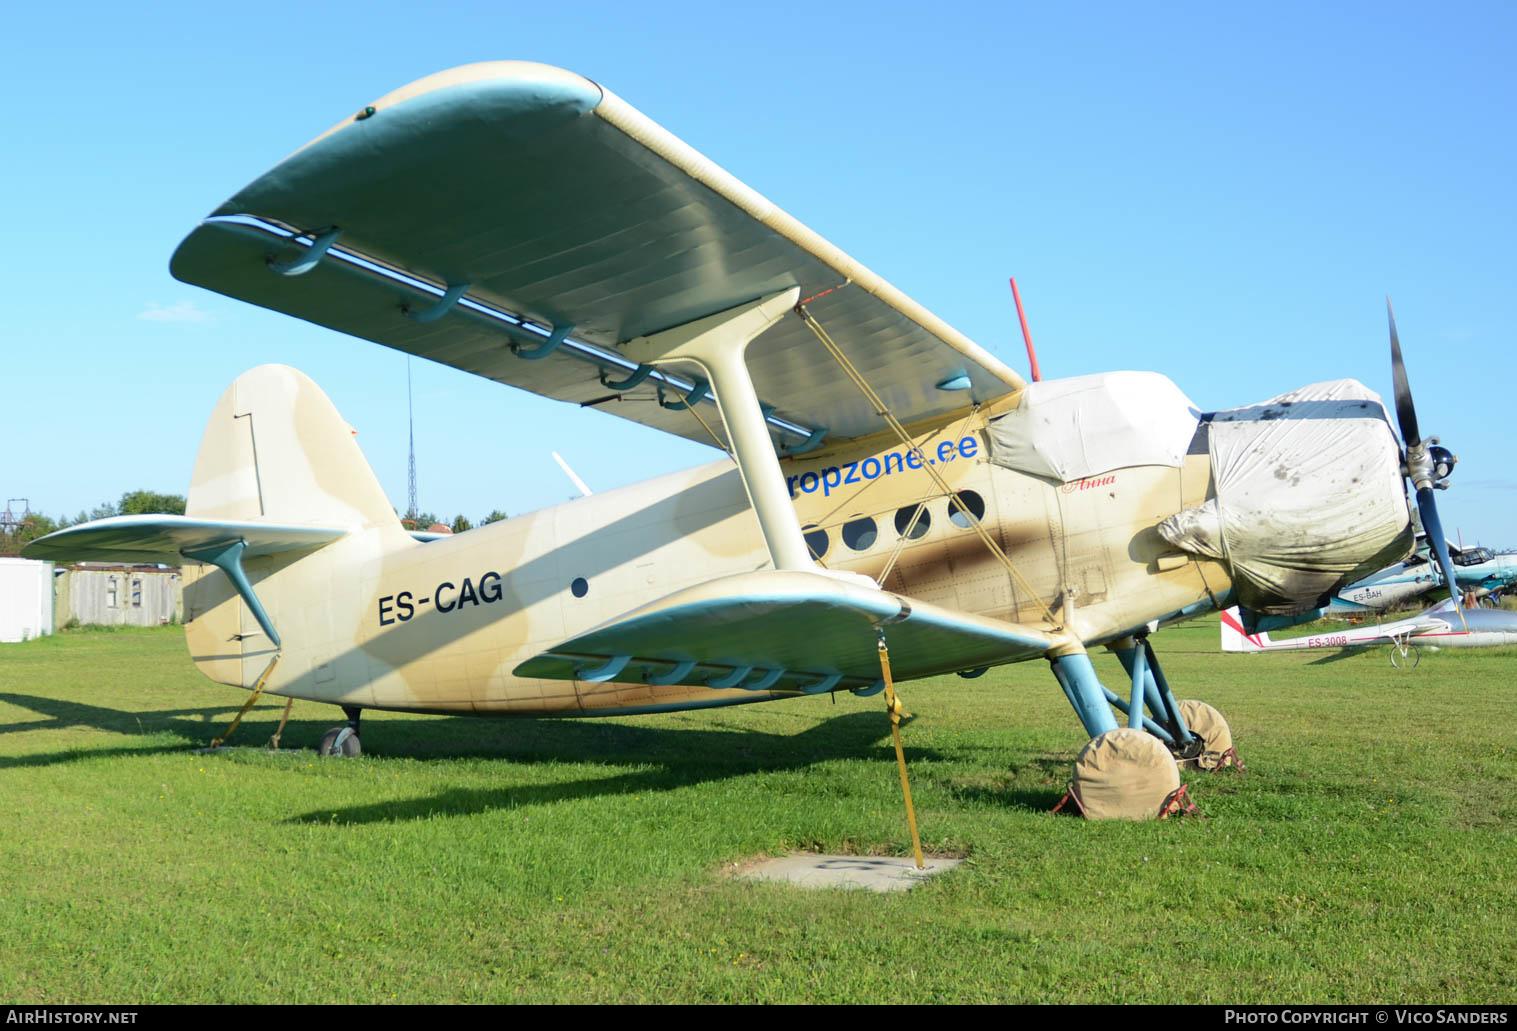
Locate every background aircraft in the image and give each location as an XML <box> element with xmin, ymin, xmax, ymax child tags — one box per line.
<box><xmin>1446</xmin><ymin>545</ymin><xmax>1517</xmax><ymax>603</ymax></box>
<box><xmin>21</xmin><ymin>61</ymin><xmax>1461</xmax><ymax>820</ymax></box>
<box><xmin>1329</xmin><ymin>558</ymin><xmax>1440</xmax><ymax>615</ymax></box>
<box><xmin>1223</xmin><ymin>601</ymin><xmax>1517</xmax><ymax>667</ymax></box>
<box><xmin>1329</xmin><ymin>540</ymin><xmax>1517</xmax><ymax>615</ymax></box>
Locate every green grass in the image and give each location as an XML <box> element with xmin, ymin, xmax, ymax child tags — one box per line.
<box><xmin>1</xmin><ymin>620</ymin><xmax>1513</xmax><ymax>1003</ymax></box>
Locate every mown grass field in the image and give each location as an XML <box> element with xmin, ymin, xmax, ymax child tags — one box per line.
<box><xmin>1</xmin><ymin>619</ymin><xmax>1513</xmax><ymax>1004</ymax></box>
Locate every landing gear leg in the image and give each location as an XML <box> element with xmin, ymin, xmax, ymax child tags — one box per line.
<box><xmin>1111</xmin><ymin>634</ymin><xmax>1202</xmax><ymax>761</ymax></box>
<box><xmin>318</xmin><ymin>706</ymin><xmax>362</xmax><ymax>758</ymax></box>
<box><xmin>1113</xmin><ymin>634</ymin><xmax>1240</xmax><ymax>771</ymax></box>
<box><xmin>1390</xmin><ymin>637</ymin><xmax>1420</xmax><ymax>669</ymax></box>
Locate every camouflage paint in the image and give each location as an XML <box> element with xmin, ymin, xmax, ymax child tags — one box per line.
<box><xmin>181</xmin><ymin>365</ymin><xmax>1236</xmax><ymax>717</ymax></box>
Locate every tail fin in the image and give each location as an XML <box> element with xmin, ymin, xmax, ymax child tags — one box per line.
<box><xmin>182</xmin><ymin>365</ymin><xmax>406</xmax><ymax>688</ymax></box>
<box><xmin>187</xmin><ymin>364</ymin><xmax>400</xmax><ymax>531</ymax></box>
<box><xmin>1220</xmin><ymin>607</ymin><xmax>1270</xmax><ymax>652</ymax></box>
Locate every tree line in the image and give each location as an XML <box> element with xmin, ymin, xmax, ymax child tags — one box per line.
<box><xmin>2</xmin><ymin>491</ymin><xmax>189</xmax><ymax>549</ymax></box>
<box><xmin>403</xmin><ymin>510</ymin><xmax>509</xmax><ymax>534</ymax></box>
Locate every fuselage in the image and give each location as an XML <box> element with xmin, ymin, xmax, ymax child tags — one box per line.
<box><xmin>1329</xmin><ymin>549</ymin><xmax>1517</xmax><ymax>614</ymax></box>
<box><xmin>180</xmin><ymin>365</ymin><xmax>1416</xmax><ymax>719</ymax></box>
<box><xmin>1229</xmin><ymin>606</ymin><xmax>1517</xmax><ymax>651</ymax></box>
<box><xmin>1450</xmin><ymin>549</ymin><xmax>1517</xmax><ymax>595</ymax></box>
<box><xmin>1329</xmin><ymin>560</ymin><xmax>1441</xmax><ymax>614</ymax></box>
<box><xmin>183</xmin><ymin>401</ymin><xmax>1231</xmax><ymax>716</ymax></box>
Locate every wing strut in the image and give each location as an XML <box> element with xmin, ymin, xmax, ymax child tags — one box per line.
<box><xmin>624</xmin><ymin>288</ymin><xmax>825</xmax><ymax>574</ymax></box>
<box><xmin>182</xmin><ymin>539</ymin><xmax>283</xmax><ymax>648</ymax></box>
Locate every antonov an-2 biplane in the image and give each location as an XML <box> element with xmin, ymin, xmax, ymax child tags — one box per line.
<box><xmin>25</xmin><ymin>62</ymin><xmax>1461</xmax><ymax>817</ymax></box>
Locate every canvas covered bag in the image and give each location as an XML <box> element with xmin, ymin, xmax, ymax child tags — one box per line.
<box><xmin>1065</xmin><ymin>728</ymin><xmax>1182</xmax><ymax>821</ymax></box>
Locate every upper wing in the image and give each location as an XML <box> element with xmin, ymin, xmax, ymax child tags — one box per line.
<box><xmin>170</xmin><ymin>62</ymin><xmax>1023</xmax><ymax>451</ymax></box>
<box><xmin>514</xmin><ymin>569</ymin><xmax>1053</xmax><ymax>691</ymax></box>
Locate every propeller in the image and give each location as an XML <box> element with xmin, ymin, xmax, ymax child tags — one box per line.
<box><xmin>1388</xmin><ymin>299</ymin><xmax>1462</xmax><ymax>618</ymax></box>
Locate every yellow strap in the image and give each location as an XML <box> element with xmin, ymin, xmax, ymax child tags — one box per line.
<box><xmin>268</xmin><ymin>697</ymin><xmax>294</xmax><ymax>750</ymax></box>
<box><xmin>877</xmin><ymin>633</ymin><xmax>925</xmax><ymax>870</ymax></box>
<box><xmin>207</xmin><ymin>653</ymin><xmax>281</xmax><ymax>749</ymax></box>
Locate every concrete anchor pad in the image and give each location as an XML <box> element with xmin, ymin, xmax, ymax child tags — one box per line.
<box><xmin>737</xmin><ymin>854</ymin><xmax>963</xmax><ymax>892</ymax></box>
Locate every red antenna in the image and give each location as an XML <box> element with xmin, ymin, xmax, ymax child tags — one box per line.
<box><xmin>1009</xmin><ymin>277</ymin><xmax>1041</xmax><ymax>382</ymax></box>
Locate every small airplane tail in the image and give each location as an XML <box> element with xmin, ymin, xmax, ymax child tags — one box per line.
<box><xmin>1220</xmin><ymin>607</ymin><xmax>1271</xmax><ymax>652</ymax></box>
<box><xmin>187</xmin><ymin>364</ymin><xmax>402</xmax><ymax>532</ymax></box>
<box><xmin>180</xmin><ymin>364</ymin><xmax>409</xmax><ymax>686</ymax></box>
<box><xmin>24</xmin><ymin>365</ymin><xmax>407</xmax><ymax>691</ymax></box>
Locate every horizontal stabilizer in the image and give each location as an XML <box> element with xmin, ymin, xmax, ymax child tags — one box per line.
<box><xmin>20</xmin><ymin>514</ymin><xmax>346</xmax><ymax>566</ymax></box>
<box><xmin>515</xmin><ymin>570</ymin><xmax>1053</xmax><ymax>691</ymax></box>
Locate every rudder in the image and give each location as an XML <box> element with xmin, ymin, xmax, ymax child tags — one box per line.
<box><xmin>187</xmin><ymin>364</ymin><xmax>400</xmax><ymax>530</ymax></box>
<box><xmin>1219</xmin><ymin>607</ymin><xmax>1270</xmax><ymax>652</ymax></box>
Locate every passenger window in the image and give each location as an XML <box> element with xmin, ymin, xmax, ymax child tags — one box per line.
<box><xmin>842</xmin><ymin>516</ymin><xmax>878</xmax><ymax>551</ymax></box>
<box><xmin>803</xmin><ymin>524</ymin><xmax>830</xmax><ymax>561</ymax></box>
<box><xmin>894</xmin><ymin>504</ymin><xmax>930</xmax><ymax>540</ymax></box>
<box><xmin>948</xmin><ymin>490</ymin><xmax>986</xmax><ymax>529</ymax></box>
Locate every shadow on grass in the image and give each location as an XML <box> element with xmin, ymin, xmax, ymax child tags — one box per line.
<box><xmin>1306</xmin><ymin>647</ymin><xmax>1373</xmax><ymax>666</ymax></box>
<box><xmin>289</xmin><ymin>711</ymin><xmax>963</xmax><ymax>824</ymax></box>
<box><xmin>0</xmin><ymin>691</ymin><xmax>961</xmax><ymax>798</ymax></box>
<box><xmin>0</xmin><ymin>692</ymin><xmax>245</xmax><ymax>769</ymax></box>
<box><xmin>942</xmin><ymin>753</ymin><xmax>1071</xmax><ymax>812</ymax></box>
<box><xmin>0</xmin><ymin>743</ymin><xmax>200</xmax><ymax>770</ymax></box>
<box><xmin>950</xmin><ymin>785</ymin><xmax>1068</xmax><ymax>812</ymax></box>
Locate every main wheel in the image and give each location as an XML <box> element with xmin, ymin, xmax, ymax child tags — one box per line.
<box><xmin>317</xmin><ymin>726</ymin><xmax>362</xmax><ymax>757</ymax></box>
<box><xmin>1390</xmin><ymin>643</ymin><xmax>1420</xmax><ymax>669</ymax></box>
<box><xmin>1176</xmin><ymin>699</ymin><xmax>1238</xmax><ymax>770</ymax></box>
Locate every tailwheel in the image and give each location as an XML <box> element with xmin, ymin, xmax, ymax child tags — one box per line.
<box><xmin>1390</xmin><ymin>641</ymin><xmax>1420</xmax><ymax>670</ymax></box>
<box><xmin>317</xmin><ymin>726</ymin><xmax>361</xmax><ymax>757</ymax></box>
<box><xmin>1176</xmin><ymin>700</ymin><xmax>1240</xmax><ymax>771</ymax></box>
<box><xmin>318</xmin><ymin>706</ymin><xmax>362</xmax><ymax>757</ymax></box>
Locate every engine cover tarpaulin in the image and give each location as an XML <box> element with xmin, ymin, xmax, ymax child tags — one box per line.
<box><xmin>1158</xmin><ymin>379</ymin><xmax>1413</xmax><ymax>615</ymax></box>
<box><xmin>987</xmin><ymin>372</ymin><xmax>1200</xmax><ymax>482</ymax></box>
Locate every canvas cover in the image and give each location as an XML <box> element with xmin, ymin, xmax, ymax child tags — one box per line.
<box><xmin>1157</xmin><ymin>379</ymin><xmax>1413</xmax><ymax>614</ymax></box>
<box><xmin>987</xmin><ymin>372</ymin><xmax>1200</xmax><ymax>482</ymax></box>
<box><xmin>1068</xmin><ymin>728</ymin><xmax>1181</xmax><ymax>821</ymax></box>
<box><xmin>1177</xmin><ymin>700</ymin><xmax>1234</xmax><ymax>770</ymax></box>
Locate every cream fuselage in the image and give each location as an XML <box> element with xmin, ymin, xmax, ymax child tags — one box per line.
<box><xmin>183</xmin><ymin>404</ymin><xmax>1228</xmax><ymax>716</ymax></box>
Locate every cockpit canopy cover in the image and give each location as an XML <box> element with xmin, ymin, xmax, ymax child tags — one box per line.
<box><xmin>1158</xmin><ymin>379</ymin><xmax>1414</xmax><ymax>615</ymax></box>
<box><xmin>987</xmin><ymin>371</ymin><xmax>1201</xmax><ymax>482</ymax></box>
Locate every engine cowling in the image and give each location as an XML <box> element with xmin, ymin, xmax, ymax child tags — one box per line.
<box><xmin>1157</xmin><ymin>379</ymin><xmax>1414</xmax><ymax>615</ymax></box>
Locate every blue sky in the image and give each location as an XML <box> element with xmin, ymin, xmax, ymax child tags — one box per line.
<box><xmin>6</xmin><ymin>1</ymin><xmax>1514</xmax><ymax>544</ymax></box>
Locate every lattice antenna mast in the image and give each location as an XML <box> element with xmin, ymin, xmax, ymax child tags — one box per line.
<box><xmin>2</xmin><ymin>498</ymin><xmax>30</xmax><ymax>533</ymax></box>
<box><xmin>406</xmin><ymin>358</ymin><xmax>419</xmax><ymax>524</ymax></box>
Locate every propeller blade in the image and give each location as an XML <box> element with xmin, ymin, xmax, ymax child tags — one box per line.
<box><xmin>1417</xmin><ymin>485</ymin><xmax>1464</xmax><ymax>618</ymax></box>
<box><xmin>1388</xmin><ymin>300</ymin><xmax>1462</xmax><ymax>624</ymax></box>
<box><xmin>1388</xmin><ymin>298</ymin><xmax>1421</xmax><ymax>449</ymax></box>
